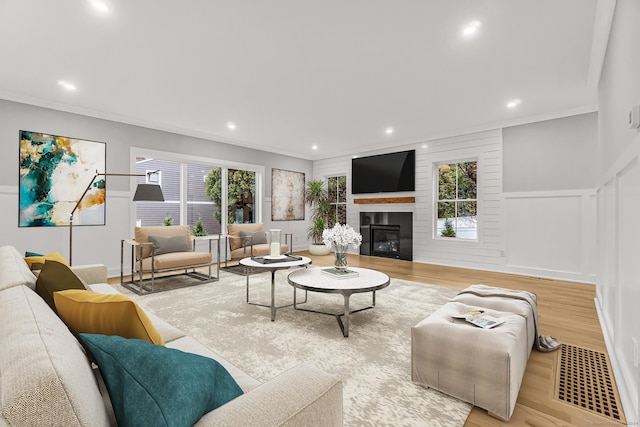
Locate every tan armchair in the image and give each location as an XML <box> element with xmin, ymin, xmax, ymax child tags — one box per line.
<box><xmin>121</xmin><ymin>225</ymin><xmax>219</xmax><ymax>294</ymax></box>
<box><xmin>225</xmin><ymin>223</ymin><xmax>291</xmax><ymax>263</ymax></box>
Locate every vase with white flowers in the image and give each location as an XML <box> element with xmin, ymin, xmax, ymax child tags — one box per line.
<box><xmin>322</xmin><ymin>224</ymin><xmax>362</xmax><ymax>271</ymax></box>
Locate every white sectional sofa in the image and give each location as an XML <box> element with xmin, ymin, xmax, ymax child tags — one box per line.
<box><xmin>0</xmin><ymin>245</ymin><xmax>343</xmax><ymax>426</ymax></box>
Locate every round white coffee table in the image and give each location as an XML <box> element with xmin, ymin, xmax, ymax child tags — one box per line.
<box><xmin>240</xmin><ymin>255</ymin><xmax>311</xmax><ymax>321</ymax></box>
<box><xmin>287</xmin><ymin>267</ymin><xmax>390</xmax><ymax>337</ymax></box>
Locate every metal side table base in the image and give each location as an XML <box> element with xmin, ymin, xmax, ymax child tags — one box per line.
<box><xmin>243</xmin><ymin>261</ymin><xmax>310</xmax><ymax>321</ymax></box>
<box><xmin>294</xmin><ymin>291</ymin><xmax>377</xmax><ymax>337</ymax></box>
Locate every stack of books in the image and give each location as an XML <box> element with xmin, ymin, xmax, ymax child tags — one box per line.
<box><xmin>321</xmin><ymin>268</ymin><xmax>359</xmax><ymax>279</ymax></box>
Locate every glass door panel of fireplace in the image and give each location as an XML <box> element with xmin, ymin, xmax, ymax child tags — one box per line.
<box><xmin>371</xmin><ymin>225</ymin><xmax>400</xmax><ymax>259</ymax></box>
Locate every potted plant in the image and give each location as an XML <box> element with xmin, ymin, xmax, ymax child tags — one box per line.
<box><xmin>305</xmin><ymin>179</ymin><xmax>331</xmax><ymax>255</ymax></box>
<box><xmin>163</xmin><ymin>212</ymin><xmax>173</xmax><ymax>226</ymax></box>
<box><xmin>192</xmin><ymin>213</ymin><xmax>207</xmax><ymax>236</ymax></box>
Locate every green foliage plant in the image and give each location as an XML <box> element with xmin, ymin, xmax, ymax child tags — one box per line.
<box><xmin>192</xmin><ymin>213</ymin><xmax>207</xmax><ymax>236</ymax></box>
<box><xmin>309</xmin><ymin>217</ymin><xmax>327</xmax><ymax>245</ymax></box>
<box><xmin>305</xmin><ymin>179</ymin><xmax>330</xmax><ymax>245</ymax></box>
<box><xmin>205</xmin><ymin>168</ymin><xmax>255</xmax><ymax>224</ymax></box>
<box><xmin>163</xmin><ymin>212</ymin><xmax>173</xmax><ymax>226</ymax></box>
<box><xmin>441</xmin><ymin>218</ymin><xmax>456</xmax><ymax>238</ymax></box>
<box><xmin>437</xmin><ymin>162</ymin><xmax>478</xmax><ymax>219</ymax></box>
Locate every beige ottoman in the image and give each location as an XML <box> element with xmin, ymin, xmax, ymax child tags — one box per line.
<box><xmin>453</xmin><ymin>290</ymin><xmax>536</xmax><ymax>357</ymax></box>
<box><xmin>411</xmin><ymin>301</ymin><xmax>529</xmax><ymax>421</ymax></box>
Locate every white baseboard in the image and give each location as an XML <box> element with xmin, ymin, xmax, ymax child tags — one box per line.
<box><xmin>414</xmin><ymin>256</ymin><xmax>596</xmax><ymax>285</ymax></box>
<box><xmin>595</xmin><ymin>297</ymin><xmax>639</xmax><ymax>424</ymax></box>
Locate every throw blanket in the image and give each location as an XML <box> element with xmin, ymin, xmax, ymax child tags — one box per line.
<box><xmin>456</xmin><ymin>284</ymin><xmax>561</xmax><ymax>352</ymax></box>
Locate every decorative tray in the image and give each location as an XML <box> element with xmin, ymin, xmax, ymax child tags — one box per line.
<box><xmin>251</xmin><ymin>254</ymin><xmax>303</xmax><ymax>264</ymax></box>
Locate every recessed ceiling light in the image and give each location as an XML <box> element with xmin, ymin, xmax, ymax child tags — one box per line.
<box><xmin>385</xmin><ymin>127</ymin><xmax>394</xmax><ymax>135</ymax></box>
<box><xmin>506</xmin><ymin>99</ymin><xmax>521</xmax><ymax>108</ymax></box>
<box><xmin>421</xmin><ymin>144</ymin><xmax>428</xmax><ymax>149</ymax></box>
<box><xmin>226</xmin><ymin>122</ymin><xmax>236</xmax><ymax>130</ymax></box>
<box><xmin>312</xmin><ymin>145</ymin><xmax>318</xmax><ymax>150</ymax></box>
<box><xmin>462</xmin><ymin>20</ymin><xmax>481</xmax><ymax>37</ymax></box>
<box><xmin>57</xmin><ymin>80</ymin><xmax>76</xmax><ymax>91</ymax></box>
<box><xmin>88</xmin><ymin>0</ymin><xmax>109</xmax><ymax>12</ymax></box>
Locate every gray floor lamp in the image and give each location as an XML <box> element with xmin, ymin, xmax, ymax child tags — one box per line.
<box><xmin>68</xmin><ymin>170</ymin><xmax>164</xmax><ymax>265</ymax></box>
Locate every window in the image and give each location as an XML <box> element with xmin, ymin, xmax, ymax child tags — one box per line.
<box><xmin>187</xmin><ymin>163</ymin><xmax>220</xmax><ymax>234</ymax></box>
<box><xmin>436</xmin><ymin>161</ymin><xmax>477</xmax><ymax>239</ymax></box>
<box><xmin>135</xmin><ymin>156</ymin><xmax>259</xmax><ymax>233</ymax></box>
<box><xmin>327</xmin><ymin>175</ymin><xmax>347</xmax><ymax>226</ymax></box>
<box><xmin>136</xmin><ymin>159</ymin><xmax>180</xmax><ymax>227</ymax></box>
<box><xmin>146</xmin><ymin>170</ymin><xmax>161</xmax><ymax>185</ymax></box>
<box><xmin>204</xmin><ymin>167</ymin><xmax>256</xmax><ymax>224</ymax></box>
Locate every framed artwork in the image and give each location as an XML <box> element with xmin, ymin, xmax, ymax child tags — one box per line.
<box><xmin>271</xmin><ymin>168</ymin><xmax>305</xmax><ymax>221</ymax></box>
<box><xmin>19</xmin><ymin>130</ymin><xmax>106</xmax><ymax>227</ymax></box>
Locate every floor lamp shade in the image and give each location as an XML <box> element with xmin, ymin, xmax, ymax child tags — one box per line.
<box><xmin>133</xmin><ymin>184</ymin><xmax>165</xmax><ymax>202</ymax></box>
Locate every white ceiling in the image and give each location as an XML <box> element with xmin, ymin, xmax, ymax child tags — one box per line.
<box><xmin>0</xmin><ymin>0</ymin><xmax>603</xmax><ymax>160</ymax></box>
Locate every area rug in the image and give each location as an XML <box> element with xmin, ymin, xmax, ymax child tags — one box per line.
<box><xmin>220</xmin><ymin>264</ymin><xmax>251</xmax><ymax>276</ymax></box>
<box><xmin>116</xmin><ymin>269</ymin><xmax>472</xmax><ymax>426</ymax></box>
<box><xmin>121</xmin><ymin>272</ymin><xmax>217</xmax><ymax>293</ymax></box>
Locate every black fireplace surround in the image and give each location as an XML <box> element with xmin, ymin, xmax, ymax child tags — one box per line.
<box><xmin>360</xmin><ymin>212</ymin><xmax>413</xmax><ymax>261</ymax></box>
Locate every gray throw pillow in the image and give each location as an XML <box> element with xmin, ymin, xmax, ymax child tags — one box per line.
<box><xmin>239</xmin><ymin>231</ymin><xmax>268</xmax><ymax>246</ymax></box>
<box><xmin>148</xmin><ymin>235</ymin><xmax>189</xmax><ymax>256</ymax></box>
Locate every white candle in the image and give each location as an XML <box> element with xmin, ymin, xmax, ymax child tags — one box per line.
<box><xmin>270</xmin><ymin>242</ymin><xmax>281</xmax><ymax>257</ymax></box>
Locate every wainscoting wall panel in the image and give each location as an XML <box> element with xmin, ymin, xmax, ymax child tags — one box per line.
<box><xmin>613</xmin><ymin>155</ymin><xmax>640</xmax><ymax>416</ymax></box>
<box><xmin>598</xmin><ymin>178</ymin><xmax>617</xmax><ymax>341</ymax></box>
<box><xmin>504</xmin><ymin>191</ymin><xmax>596</xmax><ymax>280</ymax></box>
<box><xmin>596</xmin><ymin>134</ymin><xmax>640</xmax><ymax>423</ymax></box>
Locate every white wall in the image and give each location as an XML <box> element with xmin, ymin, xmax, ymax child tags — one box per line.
<box><xmin>503</xmin><ymin>112</ymin><xmax>598</xmax><ymax>192</ymax></box>
<box><xmin>596</xmin><ymin>0</ymin><xmax>640</xmax><ymax>421</ymax></box>
<box><xmin>315</xmin><ymin>122</ymin><xmax>597</xmax><ymax>283</ymax></box>
<box><xmin>415</xmin><ymin>130</ymin><xmax>504</xmax><ymax>269</ymax></box>
<box><xmin>501</xmin><ymin>112</ymin><xmax>598</xmax><ymax>282</ymax></box>
<box><xmin>0</xmin><ymin>99</ymin><xmax>312</xmax><ymax>275</ymax></box>
<box><xmin>504</xmin><ymin>190</ymin><xmax>596</xmax><ymax>279</ymax></box>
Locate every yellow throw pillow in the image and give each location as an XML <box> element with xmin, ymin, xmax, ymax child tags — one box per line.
<box><xmin>24</xmin><ymin>251</ymin><xmax>68</xmax><ymax>270</ymax></box>
<box><xmin>54</xmin><ymin>290</ymin><xmax>165</xmax><ymax>345</ymax></box>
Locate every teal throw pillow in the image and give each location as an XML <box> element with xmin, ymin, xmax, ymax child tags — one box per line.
<box><xmin>80</xmin><ymin>334</ymin><xmax>243</xmax><ymax>427</ymax></box>
<box><xmin>25</xmin><ymin>251</ymin><xmax>44</xmax><ymax>257</ymax></box>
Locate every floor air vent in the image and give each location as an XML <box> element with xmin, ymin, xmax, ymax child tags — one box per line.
<box><xmin>555</xmin><ymin>344</ymin><xmax>621</xmax><ymax>421</ymax></box>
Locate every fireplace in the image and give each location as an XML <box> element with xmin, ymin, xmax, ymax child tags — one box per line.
<box><xmin>360</xmin><ymin>212</ymin><xmax>412</xmax><ymax>261</ymax></box>
<box><xmin>371</xmin><ymin>225</ymin><xmax>400</xmax><ymax>257</ymax></box>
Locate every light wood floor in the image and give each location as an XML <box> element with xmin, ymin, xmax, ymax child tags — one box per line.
<box><xmin>116</xmin><ymin>252</ymin><xmax>625</xmax><ymax>425</ymax></box>
<box><xmin>295</xmin><ymin>251</ymin><xmax>626</xmax><ymax>426</ymax></box>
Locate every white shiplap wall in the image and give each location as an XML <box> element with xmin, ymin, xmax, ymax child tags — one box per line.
<box><xmin>314</xmin><ymin>128</ymin><xmax>596</xmax><ymax>283</ymax></box>
<box><xmin>414</xmin><ymin>130</ymin><xmax>503</xmax><ymax>268</ymax></box>
<box><xmin>313</xmin><ymin>130</ymin><xmax>504</xmax><ymax>266</ymax></box>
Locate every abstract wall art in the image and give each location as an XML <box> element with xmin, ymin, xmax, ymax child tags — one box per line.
<box><xmin>271</xmin><ymin>168</ymin><xmax>305</xmax><ymax>221</ymax></box>
<box><xmin>19</xmin><ymin>130</ymin><xmax>106</xmax><ymax>227</ymax></box>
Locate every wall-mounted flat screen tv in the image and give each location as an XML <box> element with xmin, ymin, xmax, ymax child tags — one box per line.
<box><xmin>351</xmin><ymin>149</ymin><xmax>415</xmax><ymax>194</ymax></box>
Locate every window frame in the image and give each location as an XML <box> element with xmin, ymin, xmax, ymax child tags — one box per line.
<box><xmin>146</xmin><ymin>170</ymin><xmax>161</xmax><ymax>185</ymax></box>
<box><xmin>434</xmin><ymin>158</ymin><xmax>479</xmax><ymax>241</ymax></box>
<box><xmin>131</xmin><ymin>147</ymin><xmax>264</xmax><ymax>233</ymax></box>
<box><xmin>327</xmin><ymin>174</ymin><xmax>347</xmax><ymax>226</ymax></box>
